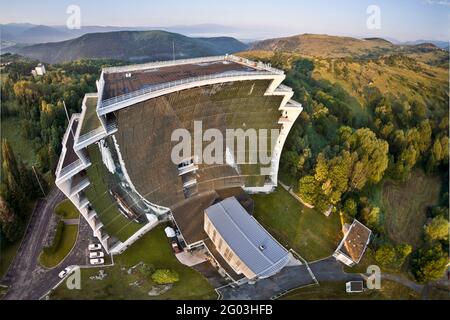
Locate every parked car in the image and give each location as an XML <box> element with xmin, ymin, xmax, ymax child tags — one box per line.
<box><xmin>171</xmin><ymin>241</ymin><xmax>182</xmax><ymax>254</ymax></box>
<box><xmin>88</xmin><ymin>243</ymin><xmax>102</xmax><ymax>251</ymax></box>
<box><xmin>89</xmin><ymin>251</ymin><xmax>105</xmax><ymax>259</ymax></box>
<box><xmin>90</xmin><ymin>258</ymin><xmax>104</xmax><ymax>265</ymax></box>
<box><xmin>58</xmin><ymin>266</ymin><xmax>75</xmax><ymax>279</ymax></box>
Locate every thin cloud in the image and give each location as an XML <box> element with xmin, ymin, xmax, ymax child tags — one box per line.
<box><xmin>424</xmin><ymin>0</ymin><xmax>450</xmax><ymax>6</ymax></box>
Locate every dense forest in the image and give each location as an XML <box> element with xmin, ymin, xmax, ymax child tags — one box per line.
<box><xmin>0</xmin><ymin>54</ymin><xmax>124</xmax><ymax>244</ymax></box>
<box><xmin>265</xmin><ymin>52</ymin><xmax>449</xmax><ymax>283</ymax></box>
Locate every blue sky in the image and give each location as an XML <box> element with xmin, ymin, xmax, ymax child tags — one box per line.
<box><xmin>1</xmin><ymin>0</ymin><xmax>448</xmax><ymax>41</ymax></box>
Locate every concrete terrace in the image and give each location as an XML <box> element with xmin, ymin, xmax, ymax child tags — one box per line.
<box><xmin>102</xmin><ymin>61</ymin><xmax>255</xmax><ymax>100</ymax></box>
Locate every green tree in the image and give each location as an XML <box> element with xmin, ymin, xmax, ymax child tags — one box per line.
<box><xmin>151</xmin><ymin>269</ymin><xmax>180</xmax><ymax>285</ymax></box>
<box><xmin>411</xmin><ymin>244</ymin><xmax>448</xmax><ymax>283</ymax></box>
<box><xmin>0</xmin><ymin>195</ymin><xmax>22</xmax><ymax>242</ymax></box>
<box><xmin>343</xmin><ymin>198</ymin><xmax>357</xmax><ymax>217</ymax></box>
<box><xmin>2</xmin><ymin>139</ymin><xmax>27</xmax><ymax>213</ymax></box>
<box><xmin>298</xmin><ymin>175</ymin><xmax>320</xmax><ymax>205</ymax></box>
<box><xmin>395</xmin><ymin>244</ymin><xmax>412</xmax><ymax>266</ymax></box>
<box><xmin>424</xmin><ymin>216</ymin><xmax>449</xmax><ymax>241</ymax></box>
<box><xmin>361</xmin><ymin>206</ymin><xmax>381</xmax><ymax>230</ymax></box>
<box><xmin>375</xmin><ymin>244</ymin><xmax>396</xmax><ymax>267</ymax></box>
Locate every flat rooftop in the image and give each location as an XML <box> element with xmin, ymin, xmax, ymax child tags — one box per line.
<box><xmin>171</xmin><ymin>188</ymin><xmax>254</xmax><ymax>247</ymax></box>
<box><xmin>206</xmin><ymin>197</ymin><xmax>290</xmax><ymax>278</ymax></box>
<box><xmin>102</xmin><ymin>60</ymin><xmax>257</xmax><ymax>101</ymax></box>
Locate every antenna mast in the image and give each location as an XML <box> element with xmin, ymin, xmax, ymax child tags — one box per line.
<box><xmin>172</xmin><ymin>41</ymin><xmax>175</xmax><ymax>62</ymax></box>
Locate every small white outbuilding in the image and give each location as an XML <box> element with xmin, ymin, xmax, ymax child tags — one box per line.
<box><xmin>164</xmin><ymin>226</ymin><xmax>176</xmax><ymax>238</ymax></box>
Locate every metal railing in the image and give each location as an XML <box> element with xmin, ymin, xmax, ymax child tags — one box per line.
<box><xmin>77</xmin><ymin>126</ymin><xmax>106</xmax><ymax>144</ymax></box>
<box><xmin>59</xmin><ymin>159</ymin><xmax>84</xmax><ymax>178</ymax></box>
<box><xmin>100</xmin><ymin>70</ymin><xmax>277</xmax><ymax>109</ymax></box>
<box><xmin>275</xmin><ymin>84</ymin><xmax>293</xmax><ymax>92</ymax></box>
<box><xmin>76</xmin><ymin>119</ymin><xmax>117</xmax><ymax>145</ymax></box>
<box><xmin>102</xmin><ymin>54</ymin><xmax>284</xmax><ymax>75</ymax></box>
<box><xmin>105</xmin><ymin>121</ymin><xmax>118</xmax><ymax>132</ymax></box>
<box><xmin>286</xmin><ymin>99</ymin><xmax>303</xmax><ymax>108</ymax></box>
<box><xmin>55</xmin><ymin>114</ymin><xmax>81</xmax><ymax>176</ymax></box>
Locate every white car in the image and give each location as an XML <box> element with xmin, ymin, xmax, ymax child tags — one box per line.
<box><xmin>89</xmin><ymin>251</ymin><xmax>104</xmax><ymax>259</ymax></box>
<box><xmin>58</xmin><ymin>266</ymin><xmax>74</xmax><ymax>279</ymax></box>
<box><xmin>90</xmin><ymin>258</ymin><xmax>104</xmax><ymax>265</ymax></box>
<box><xmin>88</xmin><ymin>243</ymin><xmax>102</xmax><ymax>251</ymax></box>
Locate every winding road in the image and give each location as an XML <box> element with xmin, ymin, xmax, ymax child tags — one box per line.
<box><xmin>1</xmin><ymin>188</ymin><xmax>94</xmax><ymax>300</ymax></box>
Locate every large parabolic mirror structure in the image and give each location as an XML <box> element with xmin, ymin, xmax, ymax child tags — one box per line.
<box><xmin>55</xmin><ymin>55</ymin><xmax>302</xmax><ymax>255</ymax></box>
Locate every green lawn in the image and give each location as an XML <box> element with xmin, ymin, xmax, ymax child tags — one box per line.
<box><xmin>54</xmin><ymin>200</ymin><xmax>80</xmax><ymax>219</ymax></box>
<box><xmin>50</xmin><ymin>225</ymin><xmax>216</xmax><ymax>300</ymax></box>
<box><xmin>85</xmin><ymin>144</ymin><xmax>142</xmax><ymax>242</ymax></box>
<box><xmin>39</xmin><ymin>224</ymin><xmax>78</xmax><ymax>268</ymax></box>
<box><xmin>79</xmin><ymin>96</ymin><xmax>101</xmax><ymax>136</ymax></box>
<box><xmin>252</xmin><ymin>186</ymin><xmax>342</xmax><ymax>261</ymax></box>
<box><xmin>282</xmin><ymin>280</ymin><xmax>419</xmax><ymax>300</ymax></box>
<box><xmin>1</xmin><ymin>116</ymin><xmax>37</xmax><ymax>166</ymax></box>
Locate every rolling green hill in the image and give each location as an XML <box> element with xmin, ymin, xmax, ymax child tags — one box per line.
<box><xmin>13</xmin><ymin>30</ymin><xmax>248</xmax><ymax>64</ymax></box>
<box><xmin>250</xmin><ymin>34</ymin><xmax>448</xmax><ymax>67</ymax></box>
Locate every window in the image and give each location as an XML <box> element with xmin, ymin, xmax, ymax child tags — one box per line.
<box><xmin>224</xmin><ymin>247</ymin><xmax>233</xmax><ymax>262</ymax></box>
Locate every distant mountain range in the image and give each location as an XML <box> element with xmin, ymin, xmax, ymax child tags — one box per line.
<box><xmin>249</xmin><ymin>34</ymin><xmax>448</xmax><ymax>62</ymax></box>
<box><xmin>1</xmin><ymin>23</ymin><xmax>447</xmax><ymax>48</ymax></box>
<box><xmin>6</xmin><ymin>30</ymin><xmax>248</xmax><ymax>64</ymax></box>
<box><xmin>0</xmin><ymin>23</ymin><xmax>242</xmax><ymax>45</ymax></box>
<box><xmin>1</xmin><ymin>23</ymin><xmax>447</xmax><ymax>66</ymax></box>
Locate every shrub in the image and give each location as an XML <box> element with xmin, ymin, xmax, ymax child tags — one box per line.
<box><xmin>411</xmin><ymin>244</ymin><xmax>448</xmax><ymax>283</ymax></box>
<box><xmin>43</xmin><ymin>220</ymin><xmax>64</xmax><ymax>255</ymax></box>
<box><xmin>151</xmin><ymin>269</ymin><xmax>179</xmax><ymax>285</ymax></box>
<box><xmin>424</xmin><ymin>216</ymin><xmax>449</xmax><ymax>241</ymax></box>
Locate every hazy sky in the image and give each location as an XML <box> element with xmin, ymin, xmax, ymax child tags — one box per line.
<box><xmin>1</xmin><ymin>0</ymin><xmax>449</xmax><ymax>41</ymax></box>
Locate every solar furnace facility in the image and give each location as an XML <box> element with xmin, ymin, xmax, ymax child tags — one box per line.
<box><xmin>55</xmin><ymin>55</ymin><xmax>302</xmax><ymax>260</ymax></box>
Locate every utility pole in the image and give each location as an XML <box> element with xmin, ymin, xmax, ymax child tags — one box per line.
<box><xmin>172</xmin><ymin>41</ymin><xmax>175</xmax><ymax>63</ymax></box>
<box><xmin>32</xmin><ymin>165</ymin><xmax>46</xmax><ymax>197</ymax></box>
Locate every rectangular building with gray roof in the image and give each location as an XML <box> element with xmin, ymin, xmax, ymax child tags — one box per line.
<box><xmin>204</xmin><ymin>197</ymin><xmax>290</xmax><ymax>280</ymax></box>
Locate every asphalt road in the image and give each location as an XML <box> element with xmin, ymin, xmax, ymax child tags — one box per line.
<box><xmin>1</xmin><ymin>188</ymin><xmax>94</xmax><ymax>300</ymax></box>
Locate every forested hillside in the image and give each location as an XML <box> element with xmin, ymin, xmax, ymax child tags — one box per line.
<box><xmin>0</xmin><ymin>55</ymin><xmax>125</xmax><ymax>253</ymax></box>
<box><xmin>240</xmin><ymin>49</ymin><xmax>449</xmax><ymax>283</ymax></box>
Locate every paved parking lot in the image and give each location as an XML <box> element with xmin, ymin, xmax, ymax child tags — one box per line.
<box><xmin>218</xmin><ymin>264</ymin><xmax>316</xmax><ymax>300</ymax></box>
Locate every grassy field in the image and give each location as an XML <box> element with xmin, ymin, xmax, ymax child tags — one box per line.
<box><xmin>39</xmin><ymin>224</ymin><xmax>78</xmax><ymax>268</ymax></box>
<box><xmin>382</xmin><ymin>170</ymin><xmax>441</xmax><ymax>248</ymax></box>
<box><xmin>50</xmin><ymin>225</ymin><xmax>216</xmax><ymax>300</ymax></box>
<box><xmin>252</xmin><ymin>186</ymin><xmax>341</xmax><ymax>261</ymax></box>
<box><xmin>54</xmin><ymin>200</ymin><xmax>80</xmax><ymax>220</ymax></box>
<box><xmin>85</xmin><ymin>144</ymin><xmax>142</xmax><ymax>242</ymax></box>
<box><xmin>1</xmin><ymin>116</ymin><xmax>37</xmax><ymax>166</ymax></box>
<box><xmin>282</xmin><ymin>280</ymin><xmax>419</xmax><ymax>300</ymax></box>
<box><xmin>313</xmin><ymin>57</ymin><xmax>448</xmax><ymax>108</ymax></box>
<box><xmin>79</xmin><ymin>96</ymin><xmax>101</xmax><ymax>136</ymax></box>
